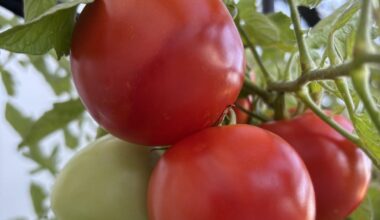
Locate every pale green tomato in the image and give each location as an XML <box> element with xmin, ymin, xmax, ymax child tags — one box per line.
<box><xmin>51</xmin><ymin>134</ymin><xmax>158</xmax><ymax>220</ymax></box>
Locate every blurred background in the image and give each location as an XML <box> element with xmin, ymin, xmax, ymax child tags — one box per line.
<box><xmin>0</xmin><ymin>0</ymin><xmax>347</xmax><ymax>219</ymax></box>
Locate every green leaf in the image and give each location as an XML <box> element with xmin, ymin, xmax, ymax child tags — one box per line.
<box><xmin>237</xmin><ymin>0</ymin><xmax>256</xmax><ymax>19</ymax></box>
<box><xmin>5</xmin><ymin>103</ymin><xmax>34</xmax><ymax>137</ymax></box>
<box><xmin>30</xmin><ymin>182</ymin><xmax>48</xmax><ymax>218</ymax></box>
<box><xmin>352</xmin><ymin>112</ymin><xmax>380</xmax><ymax>166</ymax></box>
<box><xmin>19</xmin><ymin>99</ymin><xmax>85</xmax><ymax>149</ymax></box>
<box><xmin>0</xmin><ymin>68</ymin><xmax>16</xmax><ymax>96</ymax></box>
<box><xmin>348</xmin><ymin>185</ymin><xmax>380</xmax><ymax>220</ymax></box>
<box><xmin>24</xmin><ymin>0</ymin><xmax>56</xmax><ymax>22</ymax></box>
<box><xmin>64</xmin><ymin>128</ymin><xmax>79</xmax><ymax>149</ymax></box>
<box><xmin>267</xmin><ymin>12</ymin><xmax>297</xmax><ymax>51</ymax></box>
<box><xmin>296</xmin><ymin>0</ymin><xmax>322</xmax><ymax>8</ymax></box>
<box><xmin>0</xmin><ymin>0</ymin><xmax>94</xmax><ymax>58</ymax></box>
<box><xmin>242</xmin><ymin>12</ymin><xmax>296</xmax><ymax>51</ymax></box>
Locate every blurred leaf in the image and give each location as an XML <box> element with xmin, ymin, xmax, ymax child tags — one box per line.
<box><xmin>64</xmin><ymin>128</ymin><xmax>79</xmax><ymax>149</ymax></box>
<box><xmin>242</xmin><ymin>12</ymin><xmax>296</xmax><ymax>51</ymax></box>
<box><xmin>5</xmin><ymin>103</ymin><xmax>34</xmax><ymax>137</ymax></box>
<box><xmin>348</xmin><ymin>185</ymin><xmax>380</xmax><ymax>220</ymax></box>
<box><xmin>25</xmin><ymin>144</ymin><xmax>59</xmax><ymax>175</ymax></box>
<box><xmin>24</xmin><ymin>0</ymin><xmax>56</xmax><ymax>22</ymax></box>
<box><xmin>237</xmin><ymin>0</ymin><xmax>256</xmax><ymax>19</ymax></box>
<box><xmin>267</xmin><ymin>12</ymin><xmax>297</xmax><ymax>51</ymax></box>
<box><xmin>30</xmin><ymin>182</ymin><xmax>48</xmax><ymax>219</ymax></box>
<box><xmin>28</xmin><ymin>55</ymin><xmax>71</xmax><ymax>95</ymax></box>
<box><xmin>19</xmin><ymin>99</ymin><xmax>85</xmax><ymax>149</ymax></box>
<box><xmin>352</xmin><ymin>113</ymin><xmax>380</xmax><ymax>166</ymax></box>
<box><xmin>0</xmin><ymin>67</ymin><xmax>16</xmax><ymax>96</ymax></box>
<box><xmin>0</xmin><ymin>0</ymin><xmax>94</xmax><ymax>58</ymax></box>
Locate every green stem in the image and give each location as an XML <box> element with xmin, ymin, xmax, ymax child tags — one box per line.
<box><xmin>237</xmin><ymin>24</ymin><xmax>274</xmax><ymax>83</ymax></box>
<box><xmin>354</xmin><ymin>0</ymin><xmax>373</xmax><ymax>56</ymax></box>
<box><xmin>297</xmin><ymin>88</ymin><xmax>361</xmax><ymax>145</ymax></box>
<box><xmin>287</xmin><ymin>0</ymin><xmax>315</xmax><ymax>72</ymax></box>
<box><xmin>334</xmin><ymin>78</ymin><xmax>355</xmax><ymax>117</ymax></box>
<box><xmin>360</xmin><ymin>53</ymin><xmax>380</xmax><ymax>63</ymax></box>
<box><xmin>273</xmin><ymin>93</ymin><xmax>286</xmax><ymax>120</ymax></box>
<box><xmin>297</xmin><ymin>89</ymin><xmax>380</xmax><ymax>167</ymax></box>
<box><xmin>351</xmin><ymin>66</ymin><xmax>380</xmax><ymax>132</ymax></box>
<box><xmin>243</xmin><ymin>77</ymin><xmax>275</xmax><ymax>106</ymax></box>
<box><xmin>269</xmin><ymin>62</ymin><xmax>355</xmax><ymax>92</ymax></box>
<box><xmin>235</xmin><ymin>103</ymin><xmax>270</xmax><ymax>122</ymax></box>
<box><xmin>227</xmin><ymin>107</ymin><xmax>237</xmax><ymax>125</ymax></box>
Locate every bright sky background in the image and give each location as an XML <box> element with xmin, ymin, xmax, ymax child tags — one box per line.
<box><xmin>0</xmin><ymin>0</ymin><xmax>346</xmax><ymax>219</ymax></box>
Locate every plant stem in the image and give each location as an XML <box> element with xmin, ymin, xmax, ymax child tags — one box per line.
<box><xmin>287</xmin><ymin>0</ymin><xmax>315</xmax><ymax>72</ymax></box>
<box><xmin>273</xmin><ymin>93</ymin><xmax>286</xmax><ymax>120</ymax></box>
<box><xmin>354</xmin><ymin>0</ymin><xmax>372</xmax><ymax>56</ymax></box>
<box><xmin>350</xmin><ymin>0</ymin><xmax>380</xmax><ymax>133</ymax></box>
<box><xmin>334</xmin><ymin>78</ymin><xmax>355</xmax><ymax>117</ymax></box>
<box><xmin>351</xmin><ymin>66</ymin><xmax>380</xmax><ymax>132</ymax></box>
<box><xmin>243</xmin><ymin>77</ymin><xmax>275</xmax><ymax>106</ymax></box>
<box><xmin>237</xmin><ymin>24</ymin><xmax>274</xmax><ymax>84</ymax></box>
<box><xmin>297</xmin><ymin>88</ymin><xmax>361</xmax><ymax>145</ymax></box>
<box><xmin>269</xmin><ymin>61</ymin><xmax>354</xmax><ymax>92</ymax></box>
<box><xmin>234</xmin><ymin>103</ymin><xmax>270</xmax><ymax>122</ymax></box>
<box><xmin>360</xmin><ymin>53</ymin><xmax>380</xmax><ymax>63</ymax></box>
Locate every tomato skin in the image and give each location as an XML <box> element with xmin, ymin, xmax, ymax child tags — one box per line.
<box><xmin>261</xmin><ymin>112</ymin><xmax>372</xmax><ymax>220</ymax></box>
<box><xmin>51</xmin><ymin>135</ymin><xmax>157</xmax><ymax>220</ymax></box>
<box><xmin>71</xmin><ymin>0</ymin><xmax>245</xmax><ymax>146</ymax></box>
<box><xmin>234</xmin><ymin>97</ymin><xmax>252</xmax><ymax>124</ymax></box>
<box><xmin>148</xmin><ymin>125</ymin><xmax>315</xmax><ymax>220</ymax></box>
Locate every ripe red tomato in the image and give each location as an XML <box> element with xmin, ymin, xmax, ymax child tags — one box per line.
<box><xmin>234</xmin><ymin>97</ymin><xmax>252</xmax><ymax>124</ymax></box>
<box><xmin>70</xmin><ymin>0</ymin><xmax>245</xmax><ymax>146</ymax></box>
<box><xmin>148</xmin><ymin>125</ymin><xmax>316</xmax><ymax>220</ymax></box>
<box><xmin>261</xmin><ymin>112</ymin><xmax>372</xmax><ymax>220</ymax></box>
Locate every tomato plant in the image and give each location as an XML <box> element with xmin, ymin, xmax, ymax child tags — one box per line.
<box><xmin>148</xmin><ymin>125</ymin><xmax>315</xmax><ymax>220</ymax></box>
<box><xmin>51</xmin><ymin>135</ymin><xmax>158</xmax><ymax>220</ymax></box>
<box><xmin>70</xmin><ymin>0</ymin><xmax>245</xmax><ymax>146</ymax></box>
<box><xmin>261</xmin><ymin>112</ymin><xmax>372</xmax><ymax>220</ymax></box>
<box><xmin>1</xmin><ymin>0</ymin><xmax>380</xmax><ymax>219</ymax></box>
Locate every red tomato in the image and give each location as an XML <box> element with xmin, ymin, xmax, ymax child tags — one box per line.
<box><xmin>261</xmin><ymin>112</ymin><xmax>372</xmax><ymax>220</ymax></box>
<box><xmin>148</xmin><ymin>125</ymin><xmax>316</xmax><ymax>220</ymax></box>
<box><xmin>234</xmin><ymin>70</ymin><xmax>255</xmax><ymax>124</ymax></box>
<box><xmin>70</xmin><ymin>0</ymin><xmax>245</xmax><ymax>146</ymax></box>
<box><xmin>234</xmin><ymin>97</ymin><xmax>252</xmax><ymax>124</ymax></box>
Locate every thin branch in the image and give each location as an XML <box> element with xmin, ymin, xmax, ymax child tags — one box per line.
<box><xmin>297</xmin><ymin>89</ymin><xmax>360</xmax><ymax>144</ymax></box>
<box><xmin>287</xmin><ymin>0</ymin><xmax>315</xmax><ymax>72</ymax></box>
<box><xmin>243</xmin><ymin>77</ymin><xmax>275</xmax><ymax>106</ymax></box>
<box><xmin>237</xmin><ymin>24</ymin><xmax>274</xmax><ymax>83</ymax></box>
<box><xmin>360</xmin><ymin>53</ymin><xmax>380</xmax><ymax>63</ymax></box>
<box><xmin>268</xmin><ymin>61</ymin><xmax>355</xmax><ymax>92</ymax></box>
<box><xmin>335</xmin><ymin>78</ymin><xmax>355</xmax><ymax>116</ymax></box>
<box><xmin>235</xmin><ymin>103</ymin><xmax>270</xmax><ymax>122</ymax></box>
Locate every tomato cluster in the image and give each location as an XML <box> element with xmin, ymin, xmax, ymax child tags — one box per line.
<box><xmin>51</xmin><ymin>0</ymin><xmax>372</xmax><ymax>219</ymax></box>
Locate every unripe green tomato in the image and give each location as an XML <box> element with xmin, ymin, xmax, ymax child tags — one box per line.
<box><xmin>51</xmin><ymin>134</ymin><xmax>157</xmax><ymax>220</ymax></box>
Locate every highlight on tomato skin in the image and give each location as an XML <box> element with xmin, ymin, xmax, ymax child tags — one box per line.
<box><xmin>70</xmin><ymin>0</ymin><xmax>246</xmax><ymax>146</ymax></box>
<box><xmin>148</xmin><ymin>124</ymin><xmax>316</xmax><ymax>220</ymax></box>
<box><xmin>261</xmin><ymin>112</ymin><xmax>372</xmax><ymax>220</ymax></box>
